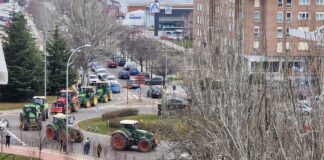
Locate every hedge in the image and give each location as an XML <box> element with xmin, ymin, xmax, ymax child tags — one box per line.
<box><xmin>101</xmin><ymin>108</ymin><xmax>139</xmax><ymax>121</ymax></box>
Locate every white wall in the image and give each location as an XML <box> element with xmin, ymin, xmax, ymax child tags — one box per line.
<box><xmin>123</xmin><ymin>10</ymin><xmax>154</xmax><ymax>27</ymax></box>
<box><xmin>0</xmin><ymin>41</ymin><xmax>8</xmax><ymax>84</ymax></box>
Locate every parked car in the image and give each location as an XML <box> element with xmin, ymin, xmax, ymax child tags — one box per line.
<box><xmin>118</xmin><ymin>58</ymin><xmax>126</xmax><ymax>66</ymax></box>
<box><xmin>88</xmin><ymin>74</ymin><xmax>99</xmax><ymax>85</ymax></box>
<box><xmin>112</xmin><ymin>55</ymin><xmax>122</xmax><ymax>62</ymax></box>
<box><xmin>96</xmin><ymin>68</ymin><xmax>108</xmax><ymax>80</ymax></box>
<box><xmin>118</xmin><ymin>71</ymin><xmax>130</xmax><ymax>79</ymax></box>
<box><xmin>160</xmin><ymin>35</ymin><xmax>171</xmax><ymax>40</ymax></box>
<box><xmin>127</xmin><ymin>79</ymin><xmax>140</xmax><ymax>89</ymax></box>
<box><xmin>107</xmin><ymin>75</ymin><xmax>118</xmax><ymax>84</ymax></box>
<box><xmin>164</xmin><ymin>98</ymin><xmax>189</xmax><ymax>109</ymax></box>
<box><xmin>94</xmin><ymin>66</ymin><xmax>105</xmax><ymax>73</ymax></box>
<box><xmin>124</xmin><ymin>62</ymin><xmax>136</xmax><ymax>71</ymax></box>
<box><xmin>107</xmin><ymin>60</ymin><xmax>118</xmax><ymax>68</ymax></box>
<box><xmin>147</xmin><ymin>87</ymin><xmax>162</xmax><ymax>98</ymax></box>
<box><xmin>111</xmin><ymin>82</ymin><xmax>121</xmax><ymax>93</ymax></box>
<box><xmin>145</xmin><ymin>76</ymin><xmax>165</xmax><ymax>85</ymax></box>
<box><xmin>129</xmin><ymin>68</ymin><xmax>139</xmax><ymax>76</ymax></box>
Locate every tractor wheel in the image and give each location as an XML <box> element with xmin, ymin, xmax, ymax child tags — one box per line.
<box><xmin>85</xmin><ymin>99</ymin><xmax>91</xmax><ymax>108</ymax></box>
<box><xmin>70</xmin><ymin>129</ymin><xmax>84</xmax><ymax>143</ymax></box>
<box><xmin>45</xmin><ymin>109</ymin><xmax>49</xmax><ymax>119</ymax></box>
<box><xmin>46</xmin><ymin>125</ymin><xmax>57</xmax><ymax>141</ymax></box>
<box><xmin>38</xmin><ymin>121</ymin><xmax>42</xmax><ymax>130</ymax></box>
<box><xmin>108</xmin><ymin>92</ymin><xmax>112</xmax><ymax>101</ymax></box>
<box><xmin>92</xmin><ymin>96</ymin><xmax>98</xmax><ymax>107</ymax></box>
<box><xmin>111</xmin><ymin>133</ymin><xmax>127</xmax><ymax>151</ymax></box>
<box><xmin>137</xmin><ymin>138</ymin><xmax>152</xmax><ymax>152</ymax></box>
<box><xmin>103</xmin><ymin>94</ymin><xmax>108</xmax><ymax>103</ymax></box>
<box><xmin>22</xmin><ymin>122</ymin><xmax>29</xmax><ymax>131</ymax></box>
<box><xmin>41</xmin><ymin>110</ymin><xmax>46</xmax><ymax>121</ymax></box>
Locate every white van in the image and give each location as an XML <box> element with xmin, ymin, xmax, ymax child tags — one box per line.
<box><xmin>124</xmin><ymin>62</ymin><xmax>136</xmax><ymax>71</ymax></box>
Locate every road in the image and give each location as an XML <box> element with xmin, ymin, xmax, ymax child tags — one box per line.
<box><xmin>0</xmin><ymin>59</ymin><xmax>173</xmax><ymax>160</ymax></box>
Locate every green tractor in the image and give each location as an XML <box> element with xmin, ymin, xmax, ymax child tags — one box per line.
<box><xmin>111</xmin><ymin>120</ymin><xmax>158</xmax><ymax>152</ymax></box>
<box><xmin>78</xmin><ymin>86</ymin><xmax>98</xmax><ymax>108</ymax></box>
<box><xmin>19</xmin><ymin>105</ymin><xmax>42</xmax><ymax>131</ymax></box>
<box><xmin>96</xmin><ymin>81</ymin><xmax>112</xmax><ymax>103</ymax></box>
<box><xmin>32</xmin><ymin>96</ymin><xmax>49</xmax><ymax>121</ymax></box>
<box><xmin>45</xmin><ymin>113</ymin><xmax>83</xmax><ymax>143</ymax></box>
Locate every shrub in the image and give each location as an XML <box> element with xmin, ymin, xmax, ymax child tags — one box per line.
<box><xmin>101</xmin><ymin>108</ymin><xmax>139</xmax><ymax>121</ymax></box>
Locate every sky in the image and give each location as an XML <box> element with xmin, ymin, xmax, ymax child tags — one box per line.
<box><xmin>115</xmin><ymin>0</ymin><xmax>193</xmax><ymax>12</ymax></box>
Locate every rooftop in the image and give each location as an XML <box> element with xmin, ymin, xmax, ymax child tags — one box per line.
<box><xmin>120</xmin><ymin>120</ymin><xmax>138</xmax><ymax>124</ymax></box>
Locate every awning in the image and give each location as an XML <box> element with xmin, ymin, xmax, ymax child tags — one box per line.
<box><xmin>0</xmin><ymin>41</ymin><xmax>8</xmax><ymax>84</ymax></box>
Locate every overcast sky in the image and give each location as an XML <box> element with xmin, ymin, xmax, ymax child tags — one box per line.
<box><xmin>116</xmin><ymin>0</ymin><xmax>193</xmax><ymax>12</ymax></box>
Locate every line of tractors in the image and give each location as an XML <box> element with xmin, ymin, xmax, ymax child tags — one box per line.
<box><xmin>18</xmin><ymin>81</ymin><xmax>112</xmax><ymax>144</ymax></box>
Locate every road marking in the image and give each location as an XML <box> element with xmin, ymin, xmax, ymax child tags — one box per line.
<box><xmin>5</xmin><ymin>129</ymin><xmax>27</xmax><ymax>146</ymax></box>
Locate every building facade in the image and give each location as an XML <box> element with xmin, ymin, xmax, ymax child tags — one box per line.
<box><xmin>193</xmin><ymin>0</ymin><xmax>324</xmax><ymax>78</ymax></box>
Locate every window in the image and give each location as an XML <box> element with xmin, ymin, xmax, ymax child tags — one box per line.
<box><xmin>255</xmin><ymin>0</ymin><xmax>260</xmax><ymax>7</ymax></box>
<box><xmin>299</xmin><ymin>0</ymin><xmax>310</xmax><ymax>5</ymax></box>
<box><xmin>317</xmin><ymin>0</ymin><xmax>324</xmax><ymax>5</ymax></box>
<box><xmin>254</xmin><ymin>11</ymin><xmax>260</xmax><ymax>22</ymax></box>
<box><xmin>286</xmin><ymin>12</ymin><xmax>292</xmax><ymax>23</ymax></box>
<box><xmin>287</xmin><ymin>0</ymin><xmax>292</xmax><ymax>7</ymax></box>
<box><xmin>277</xmin><ymin>27</ymin><xmax>283</xmax><ymax>38</ymax></box>
<box><xmin>316</xmin><ymin>12</ymin><xmax>324</xmax><ymax>20</ymax></box>
<box><xmin>286</xmin><ymin>42</ymin><xmax>291</xmax><ymax>51</ymax></box>
<box><xmin>298</xmin><ymin>12</ymin><xmax>310</xmax><ymax>20</ymax></box>
<box><xmin>251</xmin><ymin>62</ymin><xmax>260</xmax><ymax>72</ymax></box>
<box><xmin>197</xmin><ymin>16</ymin><xmax>200</xmax><ymax>24</ymax></box>
<box><xmin>278</xmin><ymin>12</ymin><xmax>283</xmax><ymax>23</ymax></box>
<box><xmin>254</xmin><ymin>40</ymin><xmax>259</xmax><ymax>51</ymax></box>
<box><xmin>286</xmin><ymin>28</ymin><xmax>290</xmax><ymax>37</ymax></box>
<box><xmin>254</xmin><ymin>26</ymin><xmax>259</xmax><ymax>37</ymax></box>
<box><xmin>298</xmin><ymin>42</ymin><xmax>308</xmax><ymax>51</ymax></box>
<box><xmin>277</xmin><ymin>42</ymin><xmax>283</xmax><ymax>53</ymax></box>
<box><xmin>278</xmin><ymin>0</ymin><xmax>283</xmax><ymax>7</ymax></box>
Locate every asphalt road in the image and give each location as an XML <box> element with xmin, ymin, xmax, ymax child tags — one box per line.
<box><xmin>0</xmin><ymin>59</ymin><xmax>171</xmax><ymax>159</ymax></box>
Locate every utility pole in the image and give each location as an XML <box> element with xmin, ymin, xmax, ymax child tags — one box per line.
<box><xmin>154</xmin><ymin>0</ymin><xmax>159</xmax><ymax>36</ymax></box>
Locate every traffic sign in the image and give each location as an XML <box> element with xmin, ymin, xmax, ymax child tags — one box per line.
<box><xmin>165</xmin><ymin>7</ymin><xmax>172</xmax><ymax>15</ymax></box>
<box><xmin>150</xmin><ymin>2</ymin><xmax>160</xmax><ymax>13</ymax></box>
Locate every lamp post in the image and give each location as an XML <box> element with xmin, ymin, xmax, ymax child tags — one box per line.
<box><xmin>65</xmin><ymin>44</ymin><xmax>91</xmax><ymax>153</ymax></box>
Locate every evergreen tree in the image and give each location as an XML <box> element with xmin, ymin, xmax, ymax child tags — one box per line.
<box><xmin>0</xmin><ymin>13</ymin><xmax>44</xmax><ymax>101</ymax></box>
<box><xmin>46</xmin><ymin>25</ymin><xmax>76</xmax><ymax>95</ymax></box>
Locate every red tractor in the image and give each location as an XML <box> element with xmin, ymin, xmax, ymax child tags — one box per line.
<box><xmin>51</xmin><ymin>90</ymin><xmax>79</xmax><ymax>114</ymax></box>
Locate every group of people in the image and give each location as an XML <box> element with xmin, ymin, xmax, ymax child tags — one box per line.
<box><xmin>83</xmin><ymin>138</ymin><xmax>102</xmax><ymax>158</ymax></box>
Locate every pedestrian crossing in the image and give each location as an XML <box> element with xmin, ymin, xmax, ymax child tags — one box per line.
<box><xmin>113</xmin><ymin>94</ymin><xmax>149</xmax><ymax>100</ymax></box>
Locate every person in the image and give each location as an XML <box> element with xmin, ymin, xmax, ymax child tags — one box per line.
<box><xmin>63</xmin><ymin>141</ymin><xmax>67</xmax><ymax>152</ymax></box>
<box><xmin>84</xmin><ymin>138</ymin><xmax>90</xmax><ymax>155</ymax></box>
<box><xmin>97</xmin><ymin>143</ymin><xmax>102</xmax><ymax>158</ymax></box>
<box><xmin>78</xmin><ymin>83</ymin><xmax>81</xmax><ymax>92</ymax></box>
<box><xmin>5</xmin><ymin>133</ymin><xmax>10</xmax><ymax>147</ymax></box>
<box><xmin>59</xmin><ymin>139</ymin><xmax>63</xmax><ymax>152</ymax></box>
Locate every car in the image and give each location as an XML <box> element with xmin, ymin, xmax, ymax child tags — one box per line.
<box><xmin>127</xmin><ymin>79</ymin><xmax>140</xmax><ymax>89</ymax></box>
<box><xmin>164</xmin><ymin>98</ymin><xmax>189</xmax><ymax>109</ymax></box>
<box><xmin>147</xmin><ymin>87</ymin><xmax>162</xmax><ymax>98</ymax></box>
<box><xmin>112</xmin><ymin>55</ymin><xmax>122</xmax><ymax>62</ymax></box>
<box><xmin>95</xmin><ymin>66</ymin><xmax>105</xmax><ymax>74</ymax></box>
<box><xmin>129</xmin><ymin>68</ymin><xmax>139</xmax><ymax>76</ymax></box>
<box><xmin>145</xmin><ymin>76</ymin><xmax>165</xmax><ymax>85</ymax></box>
<box><xmin>118</xmin><ymin>71</ymin><xmax>130</xmax><ymax>79</ymax></box>
<box><xmin>90</xmin><ymin>63</ymin><xmax>99</xmax><ymax>72</ymax></box>
<box><xmin>160</xmin><ymin>35</ymin><xmax>171</xmax><ymax>40</ymax></box>
<box><xmin>124</xmin><ymin>62</ymin><xmax>136</xmax><ymax>71</ymax></box>
<box><xmin>106</xmin><ymin>75</ymin><xmax>118</xmax><ymax>83</ymax></box>
<box><xmin>96</xmin><ymin>69</ymin><xmax>108</xmax><ymax>80</ymax></box>
<box><xmin>111</xmin><ymin>82</ymin><xmax>121</xmax><ymax>93</ymax></box>
<box><xmin>299</xmin><ymin>104</ymin><xmax>312</xmax><ymax>115</ymax></box>
<box><xmin>118</xmin><ymin>58</ymin><xmax>126</xmax><ymax>66</ymax></box>
<box><xmin>107</xmin><ymin>60</ymin><xmax>118</xmax><ymax>68</ymax></box>
<box><xmin>88</xmin><ymin>74</ymin><xmax>99</xmax><ymax>85</ymax></box>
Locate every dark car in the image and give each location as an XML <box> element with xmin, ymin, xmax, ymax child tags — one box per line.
<box><xmin>129</xmin><ymin>68</ymin><xmax>139</xmax><ymax>76</ymax></box>
<box><xmin>118</xmin><ymin>71</ymin><xmax>130</xmax><ymax>79</ymax></box>
<box><xmin>118</xmin><ymin>58</ymin><xmax>126</xmax><ymax>66</ymax></box>
<box><xmin>126</xmin><ymin>79</ymin><xmax>140</xmax><ymax>89</ymax></box>
<box><xmin>107</xmin><ymin>60</ymin><xmax>118</xmax><ymax>68</ymax></box>
<box><xmin>147</xmin><ymin>87</ymin><xmax>162</xmax><ymax>98</ymax></box>
<box><xmin>145</xmin><ymin>76</ymin><xmax>165</xmax><ymax>85</ymax></box>
<box><xmin>165</xmin><ymin>98</ymin><xmax>189</xmax><ymax>109</ymax></box>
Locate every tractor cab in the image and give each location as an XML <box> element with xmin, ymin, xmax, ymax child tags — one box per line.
<box><xmin>96</xmin><ymin>81</ymin><xmax>110</xmax><ymax>92</ymax></box>
<box><xmin>53</xmin><ymin>113</ymin><xmax>76</xmax><ymax>127</ymax></box>
<box><xmin>78</xmin><ymin>86</ymin><xmax>98</xmax><ymax>107</ymax></box>
<box><xmin>19</xmin><ymin>105</ymin><xmax>42</xmax><ymax>130</ymax></box>
<box><xmin>80</xmin><ymin>86</ymin><xmax>95</xmax><ymax>97</ymax></box>
<box><xmin>120</xmin><ymin>120</ymin><xmax>139</xmax><ymax>130</ymax></box>
<box><xmin>59</xmin><ymin>90</ymin><xmax>77</xmax><ymax>100</ymax></box>
<box><xmin>32</xmin><ymin>96</ymin><xmax>47</xmax><ymax>105</ymax></box>
<box><xmin>96</xmin><ymin>81</ymin><xmax>112</xmax><ymax>102</ymax></box>
<box><xmin>23</xmin><ymin>105</ymin><xmax>39</xmax><ymax>115</ymax></box>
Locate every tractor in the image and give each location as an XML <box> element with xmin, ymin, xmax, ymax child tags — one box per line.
<box><xmin>51</xmin><ymin>90</ymin><xmax>79</xmax><ymax>114</ymax></box>
<box><xmin>19</xmin><ymin>105</ymin><xmax>42</xmax><ymax>131</ymax></box>
<box><xmin>32</xmin><ymin>96</ymin><xmax>49</xmax><ymax>121</ymax></box>
<box><xmin>111</xmin><ymin>120</ymin><xmax>158</xmax><ymax>152</ymax></box>
<box><xmin>96</xmin><ymin>81</ymin><xmax>112</xmax><ymax>103</ymax></box>
<box><xmin>46</xmin><ymin>113</ymin><xmax>84</xmax><ymax>143</ymax></box>
<box><xmin>78</xmin><ymin>86</ymin><xmax>98</xmax><ymax>108</ymax></box>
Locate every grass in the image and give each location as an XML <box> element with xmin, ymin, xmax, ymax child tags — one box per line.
<box><xmin>0</xmin><ymin>153</ymin><xmax>38</xmax><ymax>160</ymax></box>
<box><xmin>0</xmin><ymin>96</ymin><xmax>57</xmax><ymax>111</ymax></box>
<box><xmin>171</xmin><ymin>39</ymin><xmax>193</xmax><ymax>48</ymax></box>
<box><xmin>78</xmin><ymin>114</ymin><xmax>166</xmax><ymax>136</ymax></box>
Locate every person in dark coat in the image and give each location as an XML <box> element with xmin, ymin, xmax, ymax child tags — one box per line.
<box><xmin>84</xmin><ymin>138</ymin><xmax>90</xmax><ymax>155</ymax></box>
<box><xmin>5</xmin><ymin>133</ymin><xmax>10</xmax><ymax>147</ymax></box>
<box><xmin>97</xmin><ymin>143</ymin><xmax>102</xmax><ymax>158</ymax></box>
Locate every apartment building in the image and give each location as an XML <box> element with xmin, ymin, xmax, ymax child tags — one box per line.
<box><xmin>193</xmin><ymin>0</ymin><xmax>324</xmax><ymax>79</ymax></box>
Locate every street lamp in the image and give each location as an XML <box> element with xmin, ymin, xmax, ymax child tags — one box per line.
<box><xmin>65</xmin><ymin>44</ymin><xmax>91</xmax><ymax>153</ymax></box>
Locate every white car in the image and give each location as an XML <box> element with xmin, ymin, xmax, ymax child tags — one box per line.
<box><xmin>94</xmin><ymin>66</ymin><xmax>105</xmax><ymax>74</ymax></box>
<box><xmin>299</xmin><ymin>104</ymin><xmax>312</xmax><ymax>115</ymax></box>
<box><xmin>96</xmin><ymin>68</ymin><xmax>108</xmax><ymax>80</ymax></box>
<box><xmin>106</xmin><ymin>75</ymin><xmax>119</xmax><ymax>84</ymax></box>
<box><xmin>88</xmin><ymin>74</ymin><xmax>99</xmax><ymax>84</ymax></box>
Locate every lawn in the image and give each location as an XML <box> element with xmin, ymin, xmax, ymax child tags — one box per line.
<box><xmin>171</xmin><ymin>39</ymin><xmax>193</xmax><ymax>49</ymax></box>
<box><xmin>0</xmin><ymin>153</ymin><xmax>38</xmax><ymax>160</ymax></box>
<box><xmin>78</xmin><ymin>115</ymin><xmax>183</xmax><ymax>139</ymax></box>
<box><xmin>0</xmin><ymin>96</ymin><xmax>57</xmax><ymax>111</ymax></box>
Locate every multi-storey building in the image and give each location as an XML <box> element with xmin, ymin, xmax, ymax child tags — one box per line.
<box><xmin>193</xmin><ymin>0</ymin><xmax>324</xmax><ymax>79</ymax></box>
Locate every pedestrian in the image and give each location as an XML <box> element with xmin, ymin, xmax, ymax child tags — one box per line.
<box><xmin>78</xmin><ymin>83</ymin><xmax>81</xmax><ymax>92</ymax></box>
<box><xmin>97</xmin><ymin>143</ymin><xmax>102</xmax><ymax>158</ymax></box>
<box><xmin>5</xmin><ymin>133</ymin><xmax>10</xmax><ymax>147</ymax></box>
<box><xmin>84</xmin><ymin>138</ymin><xmax>90</xmax><ymax>155</ymax></box>
<box><xmin>59</xmin><ymin>139</ymin><xmax>63</xmax><ymax>152</ymax></box>
<box><xmin>63</xmin><ymin>141</ymin><xmax>67</xmax><ymax>153</ymax></box>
